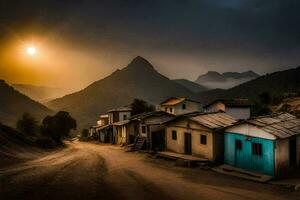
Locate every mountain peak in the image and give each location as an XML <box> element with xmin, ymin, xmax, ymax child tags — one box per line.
<box><xmin>126</xmin><ymin>56</ymin><xmax>154</xmax><ymax>70</ymax></box>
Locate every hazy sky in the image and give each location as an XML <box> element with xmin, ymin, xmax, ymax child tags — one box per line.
<box><xmin>0</xmin><ymin>0</ymin><xmax>300</xmax><ymax>91</ymax></box>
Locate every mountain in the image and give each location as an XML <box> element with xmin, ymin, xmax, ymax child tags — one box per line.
<box><xmin>173</xmin><ymin>79</ymin><xmax>208</xmax><ymax>93</ymax></box>
<box><xmin>197</xmin><ymin>67</ymin><xmax>300</xmax><ymax>104</ymax></box>
<box><xmin>47</xmin><ymin>56</ymin><xmax>194</xmax><ymax>128</ymax></box>
<box><xmin>12</xmin><ymin>84</ymin><xmax>69</xmax><ymax>103</ymax></box>
<box><xmin>222</xmin><ymin>71</ymin><xmax>259</xmax><ymax>79</ymax></box>
<box><xmin>0</xmin><ymin>80</ymin><xmax>52</xmax><ymax>126</ymax></box>
<box><xmin>195</xmin><ymin>70</ymin><xmax>259</xmax><ymax>89</ymax></box>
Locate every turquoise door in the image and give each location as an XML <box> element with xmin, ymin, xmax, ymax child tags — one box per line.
<box><xmin>224</xmin><ymin>133</ymin><xmax>275</xmax><ymax>176</ymax></box>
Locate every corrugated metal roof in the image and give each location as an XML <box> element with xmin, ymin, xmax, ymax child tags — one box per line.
<box><xmin>247</xmin><ymin>113</ymin><xmax>300</xmax><ymax>139</ymax></box>
<box><xmin>131</xmin><ymin>111</ymin><xmax>174</xmax><ymax>120</ymax></box>
<box><xmin>189</xmin><ymin>112</ymin><xmax>237</xmax><ymax>129</ymax></box>
<box><xmin>107</xmin><ymin>106</ymin><xmax>131</xmax><ymax>113</ymax></box>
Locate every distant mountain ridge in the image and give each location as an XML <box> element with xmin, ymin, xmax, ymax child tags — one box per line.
<box><xmin>195</xmin><ymin>70</ymin><xmax>259</xmax><ymax>89</ymax></box>
<box><xmin>47</xmin><ymin>56</ymin><xmax>195</xmax><ymax>128</ymax></box>
<box><xmin>0</xmin><ymin>80</ymin><xmax>52</xmax><ymax>126</ymax></box>
<box><xmin>12</xmin><ymin>84</ymin><xmax>69</xmax><ymax>103</ymax></box>
<box><xmin>197</xmin><ymin>67</ymin><xmax>300</xmax><ymax>104</ymax></box>
<box><xmin>173</xmin><ymin>79</ymin><xmax>208</xmax><ymax>93</ymax></box>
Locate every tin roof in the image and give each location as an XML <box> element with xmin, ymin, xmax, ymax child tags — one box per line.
<box><xmin>204</xmin><ymin>99</ymin><xmax>253</xmax><ymax>108</ymax></box>
<box><xmin>107</xmin><ymin>106</ymin><xmax>132</xmax><ymax>113</ymax></box>
<box><xmin>165</xmin><ymin>111</ymin><xmax>237</xmax><ymax>130</ymax></box>
<box><xmin>160</xmin><ymin>97</ymin><xmax>200</xmax><ymax>106</ymax></box>
<box><xmin>131</xmin><ymin>111</ymin><xmax>174</xmax><ymax>120</ymax></box>
<box><xmin>189</xmin><ymin>112</ymin><xmax>237</xmax><ymax>130</ymax></box>
<box><xmin>246</xmin><ymin>113</ymin><xmax>300</xmax><ymax>139</ymax></box>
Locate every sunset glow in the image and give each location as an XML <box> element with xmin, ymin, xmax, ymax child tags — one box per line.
<box><xmin>26</xmin><ymin>46</ymin><xmax>37</xmax><ymax>56</ymax></box>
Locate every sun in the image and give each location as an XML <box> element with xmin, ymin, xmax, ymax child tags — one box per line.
<box><xmin>26</xmin><ymin>46</ymin><xmax>37</xmax><ymax>56</ymax></box>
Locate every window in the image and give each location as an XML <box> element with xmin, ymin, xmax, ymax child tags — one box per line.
<box><xmin>172</xmin><ymin>130</ymin><xmax>177</xmax><ymax>140</ymax></box>
<box><xmin>141</xmin><ymin>125</ymin><xmax>146</xmax><ymax>134</ymax></box>
<box><xmin>182</xmin><ymin>103</ymin><xmax>186</xmax><ymax>109</ymax></box>
<box><xmin>235</xmin><ymin>139</ymin><xmax>242</xmax><ymax>150</ymax></box>
<box><xmin>169</xmin><ymin>108</ymin><xmax>173</xmax><ymax>113</ymax></box>
<box><xmin>165</xmin><ymin>107</ymin><xmax>167</xmax><ymax>112</ymax></box>
<box><xmin>252</xmin><ymin>143</ymin><xmax>262</xmax><ymax>156</ymax></box>
<box><xmin>123</xmin><ymin>115</ymin><xmax>127</xmax><ymax>120</ymax></box>
<box><xmin>200</xmin><ymin>135</ymin><xmax>207</xmax><ymax>145</ymax></box>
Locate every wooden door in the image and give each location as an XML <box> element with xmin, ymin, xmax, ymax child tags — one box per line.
<box><xmin>184</xmin><ymin>133</ymin><xmax>192</xmax><ymax>155</ymax></box>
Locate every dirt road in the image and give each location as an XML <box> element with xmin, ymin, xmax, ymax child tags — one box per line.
<box><xmin>0</xmin><ymin>141</ymin><xmax>299</xmax><ymax>200</ymax></box>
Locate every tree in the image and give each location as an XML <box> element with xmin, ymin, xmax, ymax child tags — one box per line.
<box><xmin>41</xmin><ymin>111</ymin><xmax>77</xmax><ymax>143</ymax></box>
<box><xmin>130</xmin><ymin>98</ymin><xmax>155</xmax><ymax>115</ymax></box>
<box><xmin>16</xmin><ymin>113</ymin><xmax>38</xmax><ymax>135</ymax></box>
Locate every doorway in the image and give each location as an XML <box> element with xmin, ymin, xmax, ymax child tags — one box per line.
<box><xmin>289</xmin><ymin>137</ymin><xmax>297</xmax><ymax>166</ymax></box>
<box><xmin>184</xmin><ymin>133</ymin><xmax>192</xmax><ymax>155</ymax></box>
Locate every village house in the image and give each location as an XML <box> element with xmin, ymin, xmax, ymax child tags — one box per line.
<box><xmin>164</xmin><ymin>112</ymin><xmax>237</xmax><ymax>162</ymax></box>
<box><xmin>108</xmin><ymin>106</ymin><xmax>132</xmax><ymax>124</ymax></box>
<box><xmin>204</xmin><ymin>99</ymin><xmax>252</xmax><ymax>120</ymax></box>
<box><xmin>224</xmin><ymin>113</ymin><xmax>300</xmax><ymax>177</ymax></box>
<box><xmin>89</xmin><ymin>106</ymin><xmax>132</xmax><ymax>144</ymax></box>
<box><xmin>160</xmin><ymin>97</ymin><xmax>203</xmax><ymax>115</ymax></box>
<box><xmin>129</xmin><ymin>111</ymin><xmax>176</xmax><ymax>151</ymax></box>
<box><xmin>113</xmin><ymin>119</ymin><xmax>139</xmax><ymax>145</ymax></box>
<box><xmin>97</xmin><ymin>114</ymin><xmax>109</xmax><ymax>126</ymax></box>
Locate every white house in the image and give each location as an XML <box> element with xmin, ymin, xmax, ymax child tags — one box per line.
<box><xmin>204</xmin><ymin>99</ymin><xmax>252</xmax><ymax>120</ymax></box>
<box><xmin>160</xmin><ymin>97</ymin><xmax>202</xmax><ymax>115</ymax></box>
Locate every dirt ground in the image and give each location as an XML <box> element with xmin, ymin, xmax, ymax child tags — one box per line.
<box><xmin>0</xmin><ymin>141</ymin><xmax>299</xmax><ymax>200</ymax></box>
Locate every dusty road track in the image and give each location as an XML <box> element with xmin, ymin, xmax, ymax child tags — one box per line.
<box><xmin>0</xmin><ymin>141</ymin><xmax>299</xmax><ymax>200</ymax></box>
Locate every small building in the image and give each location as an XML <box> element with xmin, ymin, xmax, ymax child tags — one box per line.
<box><xmin>107</xmin><ymin>106</ymin><xmax>132</xmax><ymax>124</ymax></box>
<box><xmin>113</xmin><ymin>119</ymin><xmax>139</xmax><ymax>145</ymax></box>
<box><xmin>224</xmin><ymin>113</ymin><xmax>300</xmax><ymax>177</ymax></box>
<box><xmin>204</xmin><ymin>99</ymin><xmax>252</xmax><ymax>120</ymax></box>
<box><xmin>160</xmin><ymin>97</ymin><xmax>202</xmax><ymax>115</ymax></box>
<box><xmin>164</xmin><ymin>112</ymin><xmax>237</xmax><ymax>162</ymax></box>
<box><xmin>97</xmin><ymin>114</ymin><xmax>109</xmax><ymax>126</ymax></box>
<box><xmin>130</xmin><ymin>111</ymin><xmax>176</xmax><ymax>151</ymax></box>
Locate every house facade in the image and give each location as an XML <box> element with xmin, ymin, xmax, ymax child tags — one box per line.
<box><xmin>224</xmin><ymin>113</ymin><xmax>300</xmax><ymax>177</ymax></box>
<box><xmin>164</xmin><ymin>112</ymin><xmax>237</xmax><ymax>162</ymax></box>
<box><xmin>160</xmin><ymin>97</ymin><xmax>202</xmax><ymax>115</ymax></box>
<box><xmin>108</xmin><ymin>106</ymin><xmax>132</xmax><ymax>124</ymax></box>
<box><xmin>204</xmin><ymin>99</ymin><xmax>252</xmax><ymax>120</ymax></box>
<box><xmin>130</xmin><ymin>111</ymin><xmax>176</xmax><ymax>151</ymax></box>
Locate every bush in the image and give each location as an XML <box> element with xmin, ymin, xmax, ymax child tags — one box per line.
<box><xmin>41</xmin><ymin>111</ymin><xmax>77</xmax><ymax>143</ymax></box>
<box><xmin>16</xmin><ymin>113</ymin><xmax>38</xmax><ymax>135</ymax></box>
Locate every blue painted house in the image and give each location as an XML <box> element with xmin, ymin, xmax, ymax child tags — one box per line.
<box><xmin>224</xmin><ymin>113</ymin><xmax>300</xmax><ymax>177</ymax></box>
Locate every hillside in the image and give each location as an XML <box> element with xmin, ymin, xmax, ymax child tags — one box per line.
<box><xmin>47</xmin><ymin>56</ymin><xmax>194</xmax><ymax>127</ymax></box>
<box><xmin>0</xmin><ymin>80</ymin><xmax>52</xmax><ymax>126</ymax></box>
<box><xmin>197</xmin><ymin>67</ymin><xmax>300</xmax><ymax>104</ymax></box>
<box><xmin>12</xmin><ymin>84</ymin><xmax>69</xmax><ymax>103</ymax></box>
<box><xmin>173</xmin><ymin>79</ymin><xmax>208</xmax><ymax>93</ymax></box>
<box><xmin>0</xmin><ymin>124</ymin><xmax>41</xmax><ymax>167</ymax></box>
<box><xmin>195</xmin><ymin>70</ymin><xmax>259</xmax><ymax>89</ymax></box>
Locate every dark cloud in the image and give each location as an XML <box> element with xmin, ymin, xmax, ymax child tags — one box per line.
<box><xmin>0</xmin><ymin>0</ymin><xmax>300</xmax><ymax>83</ymax></box>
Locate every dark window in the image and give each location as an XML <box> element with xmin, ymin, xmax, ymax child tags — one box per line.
<box><xmin>252</xmin><ymin>143</ymin><xmax>262</xmax><ymax>156</ymax></box>
<box><xmin>165</xmin><ymin>107</ymin><xmax>167</xmax><ymax>112</ymax></box>
<box><xmin>200</xmin><ymin>135</ymin><xmax>207</xmax><ymax>144</ymax></box>
<box><xmin>169</xmin><ymin>108</ymin><xmax>173</xmax><ymax>113</ymax></box>
<box><xmin>123</xmin><ymin>115</ymin><xmax>127</xmax><ymax>120</ymax></box>
<box><xmin>172</xmin><ymin>130</ymin><xmax>177</xmax><ymax>140</ymax></box>
<box><xmin>235</xmin><ymin>139</ymin><xmax>242</xmax><ymax>150</ymax></box>
<box><xmin>182</xmin><ymin>104</ymin><xmax>186</xmax><ymax>109</ymax></box>
<box><xmin>134</xmin><ymin>125</ymin><xmax>138</xmax><ymax>132</ymax></box>
<box><xmin>142</xmin><ymin>125</ymin><xmax>146</xmax><ymax>134</ymax></box>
